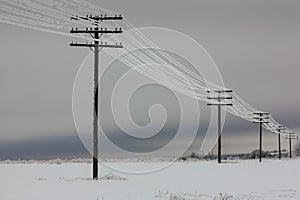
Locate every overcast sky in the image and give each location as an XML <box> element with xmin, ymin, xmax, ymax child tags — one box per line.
<box><xmin>0</xmin><ymin>0</ymin><xmax>300</xmax><ymax>159</ymax></box>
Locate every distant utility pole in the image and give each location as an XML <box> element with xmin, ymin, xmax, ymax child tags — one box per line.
<box><xmin>285</xmin><ymin>132</ymin><xmax>295</xmax><ymax>159</ymax></box>
<box><xmin>207</xmin><ymin>89</ymin><xmax>233</xmax><ymax>163</ymax></box>
<box><xmin>70</xmin><ymin>14</ymin><xmax>123</xmax><ymax>180</ymax></box>
<box><xmin>252</xmin><ymin>112</ymin><xmax>269</xmax><ymax>162</ymax></box>
<box><xmin>275</xmin><ymin>125</ymin><xmax>285</xmax><ymax>160</ymax></box>
<box><xmin>295</xmin><ymin>136</ymin><xmax>299</xmax><ymax>158</ymax></box>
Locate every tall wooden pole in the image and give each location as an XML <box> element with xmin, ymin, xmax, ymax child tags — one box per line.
<box><xmin>70</xmin><ymin>14</ymin><xmax>123</xmax><ymax>179</ymax></box>
<box><xmin>252</xmin><ymin>112</ymin><xmax>269</xmax><ymax>162</ymax></box>
<box><xmin>289</xmin><ymin>134</ymin><xmax>292</xmax><ymax>159</ymax></box>
<box><xmin>93</xmin><ymin>29</ymin><xmax>99</xmax><ymax>179</ymax></box>
<box><xmin>278</xmin><ymin>133</ymin><xmax>281</xmax><ymax>160</ymax></box>
<box><xmin>207</xmin><ymin>89</ymin><xmax>233</xmax><ymax>164</ymax></box>
<box><xmin>259</xmin><ymin>121</ymin><xmax>262</xmax><ymax>162</ymax></box>
<box><xmin>217</xmin><ymin>104</ymin><xmax>221</xmax><ymax>163</ymax></box>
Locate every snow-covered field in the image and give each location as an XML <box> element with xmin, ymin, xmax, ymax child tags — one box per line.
<box><xmin>0</xmin><ymin>159</ymin><xmax>299</xmax><ymax>200</ymax></box>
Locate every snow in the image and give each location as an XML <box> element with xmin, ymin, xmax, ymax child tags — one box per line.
<box><xmin>0</xmin><ymin>159</ymin><xmax>299</xmax><ymax>200</ymax></box>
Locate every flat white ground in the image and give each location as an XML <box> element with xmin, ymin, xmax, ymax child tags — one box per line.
<box><xmin>0</xmin><ymin>159</ymin><xmax>299</xmax><ymax>200</ymax></box>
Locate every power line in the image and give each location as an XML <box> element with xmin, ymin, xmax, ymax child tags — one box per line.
<box><xmin>0</xmin><ymin>0</ymin><xmax>298</xmax><ymax>162</ymax></box>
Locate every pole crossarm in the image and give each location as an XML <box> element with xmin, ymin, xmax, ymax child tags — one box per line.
<box><xmin>207</xmin><ymin>96</ymin><xmax>232</xmax><ymax>100</ymax></box>
<box><xmin>70</xmin><ymin>28</ymin><xmax>122</xmax><ymax>34</ymax></box>
<box><xmin>253</xmin><ymin>112</ymin><xmax>269</xmax><ymax>115</ymax></box>
<box><xmin>252</xmin><ymin>116</ymin><xmax>270</xmax><ymax>120</ymax></box>
<box><xmin>285</xmin><ymin>136</ymin><xmax>296</xmax><ymax>139</ymax></box>
<box><xmin>207</xmin><ymin>103</ymin><xmax>233</xmax><ymax>106</ymax></box>
<box><xmin>71</xmin><ymin>14</ymin><xmax>123</xmax><ymax>22</ymax></box>
<box><xmin>207</xmin><ymin>89</ymin><xmax>233</xmax><ymax>93</ymax></box>
<box><xmin>252</xmin><ymin>121</ymin><xmax>270</xmax><ymax>124</ymax></box>
<box><xmin>70</xmin><ymin>42</ymin><xmax>123</xmax><ymax>48</ymax></box>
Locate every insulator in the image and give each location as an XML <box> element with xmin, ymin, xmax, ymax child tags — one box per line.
<box><xmin>104</xmin><ymin>14</ymin><xmax>107</xmax><ymax>17</ymax></box>
<box><xmin>119</xmin><ymin>28</ymin><xmax>121</xmax><ymax>31</ymax></box>
<box><xmin>105</xmin><ymin>42</ymin><xmax>107</xmax><ymax>45</ymax></box>
<box><xmin>119</xmin><ymin>14</ymin><xmax>122</xmax><ymax>17</ymax></box>
<box><xmin>105</xmin><ymin>28</ymin><xmax>107</xmax><ymax>30</ymax></box>
<box><xmin>76</xmin><ymin>28</ymin><xmax>78</xmax><ymax>30</ymax></box>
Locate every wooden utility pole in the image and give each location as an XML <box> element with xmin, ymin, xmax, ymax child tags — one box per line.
<box><xmin>275</xmin><ymin>125</ymin><xmax>285</xmax><ymax>160</ymax></box>
<box><xmin>252</xmin><ymin>112</ymin><xmax>269</xmax><ymax>162</ymax></box>
<box><xmin>286</xmin><ymin>132</ymin><xmax>295</xmax><ymax>159</ymax></box>
<box><xmin>70</xmin><ymin>14</ymin><xmax>123</xmax><ymax>179</ymax></box>
<box><xmin>207</xmin><ymin>89</ymin><xmax>233</xmax><ymax>163</ymax></box>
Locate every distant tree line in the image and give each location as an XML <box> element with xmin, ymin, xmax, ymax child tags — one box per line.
<box><xmin>179</xmin><ymin>148</ymin><xmax>295</xmax><ymax>161</ymax></box>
